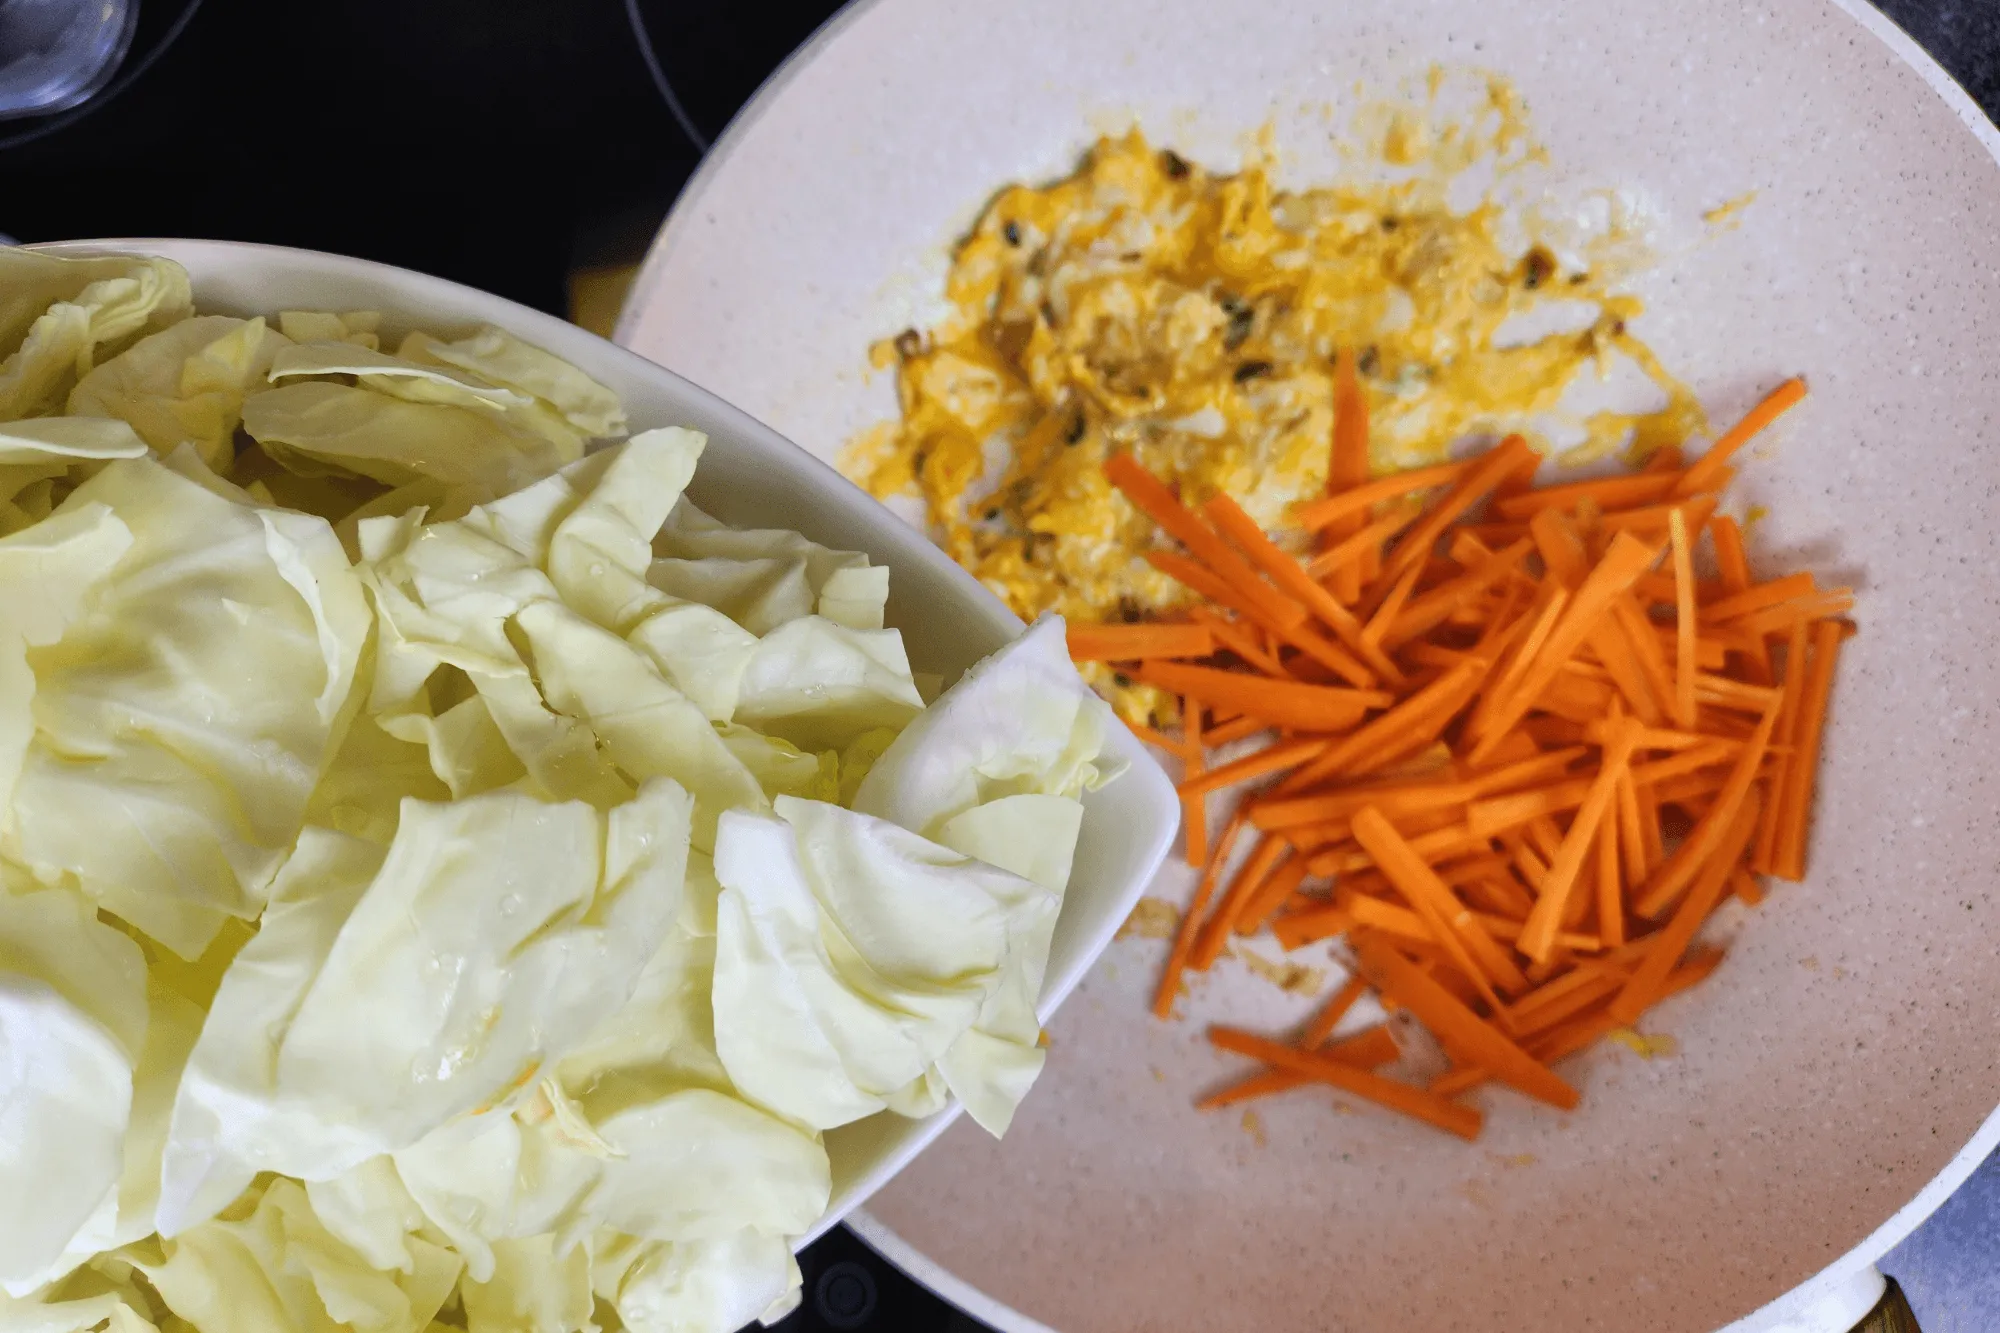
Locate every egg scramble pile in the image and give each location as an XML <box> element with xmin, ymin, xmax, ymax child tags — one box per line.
<box><xmin>846</xmin><ymin>102</ymin><xmax>1703</xmax><ymax>719</ymax></box>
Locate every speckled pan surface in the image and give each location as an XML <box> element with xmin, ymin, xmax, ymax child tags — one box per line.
<box><xmin>616</xmin><ymin>2</ymin><xmax>2000</xmax><ymax>1330</ymax></box>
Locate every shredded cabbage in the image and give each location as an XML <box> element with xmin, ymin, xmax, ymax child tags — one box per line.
<box><xmin>0</xmin><ymin>249</ymin><xmax>1121</xmax><ymax>1333</ymax></box>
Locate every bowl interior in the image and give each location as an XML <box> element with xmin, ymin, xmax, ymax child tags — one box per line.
<box><xmin>613</xmin><ymin>0</ymin><xmax>2000</xmax><ymax>1328</ymax></box>
<box><xmin>38</xmin><ymin>237</ymin><xmax>1178</xmax><ymax>1242</ymax></box>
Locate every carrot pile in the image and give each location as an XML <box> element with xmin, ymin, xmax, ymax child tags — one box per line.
<box><xmin>1074</xmin><ymin>366</ymin><xmax>1850</xmax><ymax>1140</ymax></box>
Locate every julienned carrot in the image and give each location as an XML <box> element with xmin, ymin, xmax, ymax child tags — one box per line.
<box><xmin>1634</xmin><ymin>703</ymin><xmax>1779</xmax><ymax>918</ymax></box>
<box><xmin>1204</xmin><ymin>492</ymin><xmax>1400</xmax><ymax>682</ymax></box>
<box><xmin>1153</xmin><ymin>810</ymin><xmax>1247</xmax><ymax>1018</ymax></box>
<box><xmin>1375</xmin><ymin>434</ymin><xmax>1540</xmax><ymax>591</ymax></box>
<box><xmin>1191</xmin><ymin>835</ymin><xmax>1289</xmax><ymax>970</ymax></box>
<box><xmin>1304</xmin><ymin>972</ymin><xmax>1371</xmax><ymax>1045</ymax></box>
<box><xmin>1291</xmin><ymin>459</ymin><xmax>1469</xmax><ymax>531</ymax></box>
<box><xmin>1137</xmin><ymin>661</ymin><xmax>1390</xmax><ymax>732</ymax></box>
<box><xmin>1674</xmin><ymin>377</ymin><xmax>1808</xmax><ymax>497</ymax></box>
<box><xmin>1614</xmin><ymin>791</ymin><xmax>1762</xmax><ymax>1021</ymax></box>
<box><xmin>1773</xmin><ymin>618</ymin><xmax>1844</xmax><ymax>881</ymax></box>
<box><xmin>1355</xmin><ymin>933</ymin><xmax>1579</xmax><ymax>1110</ymax></box>
<box><xmin>1517</xmin><ymin>717</ymin><xmax>1637</xmax><ymax>964</ymax></box>
<box><xmin>1236</xmin><ymin>852</ymin><xmax>1313</xmax><ymax>935</ymax></box>
<box><xmin>1189</xmin><ymin>606</ymin><xmax>1289</xmax><ymax>677</ymax></box>
<box><xmin>1468</xmin><ymin>531</ymin><xmax>1663</xmax><ymax>761</ymax></box>
<box><xmin>1090</xmin><ymin>382</ymin><xmax>1845</xmax><ymax>1142</ymax></box>
<box><xmin>1669</xmin><ymin>508</ymin><xmax>1699</xmax><ymax>729</ymax></box>
<box><xmin>1306</xmin><ymin>503</ymin><xmax>1424</xmax><ymax>583</ymax></box>
<box><xmin>1280</xmin><ymin>658</ymin><xmax>1487</xmax><ymax>793</ymax></box>
<box><xmin>1183</xmin><ymin>697</ymin><xmax>1208</xmax><ymax>868</ymax></box>
<box><xmin>1709</xmin><ymin>515</ymin><xmax>1773</xmax><ymax>684</ymax></box>
<box><xmin>1178</xmin><ymin>736</ymin><xmax>1331</xmax><ymax>800</ymax></box>
<box><xmin>1209</xmin><ymin>1027</ymin><xmax>1483</xmax><ymax>1140</ymax></box>
<box><xmin>1325</xmin><ymin>347</ymin><xmax>1373</xmax><ymax>603</ymax></box>
<box><xmin>1351</xmin><ymin>808</ymin><xmax>1527</xmax><ymax>1008</ymax></box>
<box><xmin>1492</xmin><ymin>469</ymin><xmax>1684</xmax><ymax>521</ymax></box>
<box><xmin>1384</xmin><ymin>537</ymin><xmax>1535</xmax><ymax>650</ymax></box>
<box><xmin>1066</xmin><ymin>622</ymin><xmax>1216</xmax><ymax>662</ymax></box>
<box><xmin>1272</xmin><ymin>901</ymin><xmax>1353</xmax><ymax>950</ymax></box>
<box><xmin>1106</xmin><ymin>453</ymin><xmax>1309</xmax><ymax>630</ymax></box>
<box><xmin>1198</xmin><ymin>1026</ymin><xmax>1401</xmax><ymax>1109</ymax></box>
<box><xmin>1432</xmin><ymin>949</ymin><xmax>1724</xmax><ymax>1096</ymax></box>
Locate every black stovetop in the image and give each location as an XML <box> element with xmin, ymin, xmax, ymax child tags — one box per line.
<box><xmin>2</xmin><ymin>4</ymin><xmax>1995</xmax><ymax>1332</ymax></box>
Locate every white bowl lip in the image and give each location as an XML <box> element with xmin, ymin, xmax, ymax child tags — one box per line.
<box><xmin>24</xmin><ymin>233</ymin><xmax>1182</xmax><ymax>1249</ymax></box>
<box><xmin>609</xmin><ymin>1</ymin><xmax>2000</xmax><ymax>1329</ymax></box>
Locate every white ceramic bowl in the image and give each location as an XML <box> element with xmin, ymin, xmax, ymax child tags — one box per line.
<box><xmin>613</xmin><ymin>2</ymin><xmax>2000</xmax><ymax>1331</ymax></box>
<box><xmin>36</xmin><ymin>236</ymin><xmax>1181</xmax><ymax>1244</ymax></box>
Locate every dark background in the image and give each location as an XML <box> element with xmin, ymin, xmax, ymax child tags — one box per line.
<box><xmin>2</xmin><ymin>3</ymin><xmax>1996</xmax><ymax>1331</ymax></box>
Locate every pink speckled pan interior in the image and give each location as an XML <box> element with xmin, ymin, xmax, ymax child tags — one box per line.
<box><xmin>617</xmin><ymin>2</ymin><xmax>2000</xmax><ymax>1329</ymax></box>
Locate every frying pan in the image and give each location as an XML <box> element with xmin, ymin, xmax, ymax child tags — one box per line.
<box><xmin>616</xmin><ymin>2</ymin><xmax>2000</xmax><ymax>1328</ymax></box>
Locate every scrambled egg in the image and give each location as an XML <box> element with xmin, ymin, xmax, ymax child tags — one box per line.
<box><xmin>847</xmin><ymin>86</ymin><xmax>1703</xmax><ymax>717</ymax></box>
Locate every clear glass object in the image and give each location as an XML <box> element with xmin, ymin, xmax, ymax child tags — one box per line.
<box><xmin>0</xmin><ymin>0</ymin><xmax>137</xmax><ymax>120</ymax></box>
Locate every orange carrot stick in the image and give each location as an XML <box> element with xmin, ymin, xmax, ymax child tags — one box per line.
<box><xmin>1375</xmin><ymin>435</ymin><xmax>1540</xmax><ymax>592</ymax></box>
<box><xmin>1325</xmin><ymin>347</ymin><xmax>1373</xmax><ymax>603</ymax></box>
<box><xmin>1153</xmin><ymin>811</ymin><xmax>1247</xmax><ymax>1019</ymax></box>
<box><xmin>1492</xmin><ymin>470</ymin><xmax>1684</xmax><ymax>521</ymax></box>
<box><xmin>1192</xmin><ymin>834</ymin><xmax>1289</xmax><ymax>969</ymax></box>
<box><xmin>1178</xmin><ymin>736</ymin><xmax>1331</xmax><ymax>799</ymax></box>
<box><xmin>1306</xmin><ymin>503</ymin><xmax>1425</xmax><ymax>584</ymax></box>
<box><xmin>1189</xmin><ymin>606</ymin><xmax>1290</xmax><ymax>677</ymax></box>
<box><xmin>1518</xmin><ymin>717</ymin><xmax>1639</xmax><ymax>963</ymax></box>
<box><xmin>1067</xmin><ymin>622</ymin><xmax>1216</xmax><ymax>662</ymax></box>
<box><xmin>1669</xmin><ymin>507</ymin><xmax>1699</xmax><ymax>728</ymax></box>
<box><xmin>1634</xmin><ymin>702</ymin><xmax>1779</xmax><ymax>918</ymax></box>
<box><xmin>1673</xmin><ymin>377</ymin><xmax>1808</xmax><ymax>497</ymax></box>
<box><xmin>1354</xmin><ymin>934</ymin><xmax>1580</xmax><ymax>1110</ymax></box>
<box><xmin>1468</xmin><ymin>531</ymin><xmax>1663</xmax><ymax>762</ymax></box>
<box><xmin>1208</xmin><ymin>1026</ymin><xmax>1483</xmax><ymax>1139</ymax></box>
<box><xmin>1773</xmin><ymin>618</ymin><xmax>1845</xmax><ymax>881</ymax></box>
<box><xmin>1613</xmin><ymin>789</ymin><xmax>1762</xmax><ymax>1021</ymax></box>
<box><xmin>1352</xmin><ymin>808</ymin><xmax>1528</xmax><ymax>1006</ymax></box>
<box><xmin>1204</xmin><ymin>492</ymin><xmax>1400</xmax><ymax>682</ymax></box>
<box><xmin>1236</xmin><ymin>851</ymin><xmax>1313</xmax><ymax>935</ymax></box>
<box><xmin>1291</xmin><ymin>461</ymin><xmax>1469</xmax><ymax>531</ymax></box>
<box><xmin>1596</xmin><ymin>796</ymin><xmax>1626</xmax><ymax>950</ymax></box>
<box><xmin>1197</xmin><ymin>1026</ymin><xmax>1402</xmax><ymax>1108</ymax></box>
<box><xmin>1136</xmin><ymin>661</ymin><xmax>1390</xmax><ymax>732</ymax></box>
<box><xmin>1272</xmin><ymin>902</ymin><xmax>1354</xmax><ymax>950</ymax></box>
<box><xmin>1182</xmin><ymin>697</ymin><xmax>1208</xmax><ymax>868</ymax></box>
<box><xmin>1106</xmin><ymin>454</ymin><xmax>1309</xmax><ymax>630</ymax></box>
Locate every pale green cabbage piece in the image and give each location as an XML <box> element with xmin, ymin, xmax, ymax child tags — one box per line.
<box><xmin>135</xmin><ymin>1178</ymin><xmax>462</xmax><ymax>1333</ymax></box>
<box><xmin>392</xmin><ymin>1083</ymin><xmax>826</xmax><ymax>1284</ymax></box>
<box><xmin>68</xmin><ymin>317</ymin><xmax>292</xmax><ymax>470</ymax></box>
<box><xmin>3</xmin><ymin>457</ymin><xmax>369</xmax><ymax>959</ymax></box>
<box><xmin>457</xmin><ymin>1235</ymin><xmax>592</xmax><ymax>1333</ymax></box>
<box><xmin>400</xmin><ymin>328</ymin><xmax>625</xmax><ymax>439</ymax></box>
<box><xmin>652</xmin><ymin>498</ymin><xmax>887</xmax><ymax>631</ymax></box>
<box><xmin>591</xmin><ymin>1229</ymin><xmax>801</xmax><ymax>1333</ymax></box>
<box><xmin>0</xmin><ymin>251</ymin><xmax>193</xmax><ymax>421</ymax></box>
<box><xmin>0</xmin><ymin>417</ymin><xmax>149</xmax><ymax>467</ymax></box>
<box><xmin>0</xmin><ymin>887</ymin><xmax>148</xmax><ymax>1293</ymax></box>
<box><xmin>159</xmin><ymin>780</ymin><xmax>692</xmax><ymax>1236</ymax></box>
<box><xmin>0</xmin><ymin>1260</ymin><xmax>166</xmax><ymax>1333</ymax></box>
<box><xmin>240</xmin><ymin>381</ymin><xmax>576</xmax><ymax>498</ymax></box>
<box><xmin>710</xmin><ymin>797</ymin><xmax>1059</xmax><ymax>1132</ymax></box>
<box><xmin>275</xmin><ymin>311</ymin><xmax>380</xmax><ymax>349</ymax></box>
<box><xmin>0</xmin><ymin>501</ymin><xmax>134</xmax><ymax>821</ymax></box>
<box><xmin>848</xmin><ymin>615</ymin><xmax>1119</xmax><ymax>1131</ymax></box>
<box><xmin>265</xmin><ymin>343</ymin><xmax>590</xmax><ymax>458</ymax></box>
<box><xmin>853</xmin><ymin>612</ymin><xmax>1120</xmax><ymax>839</ymax></box>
